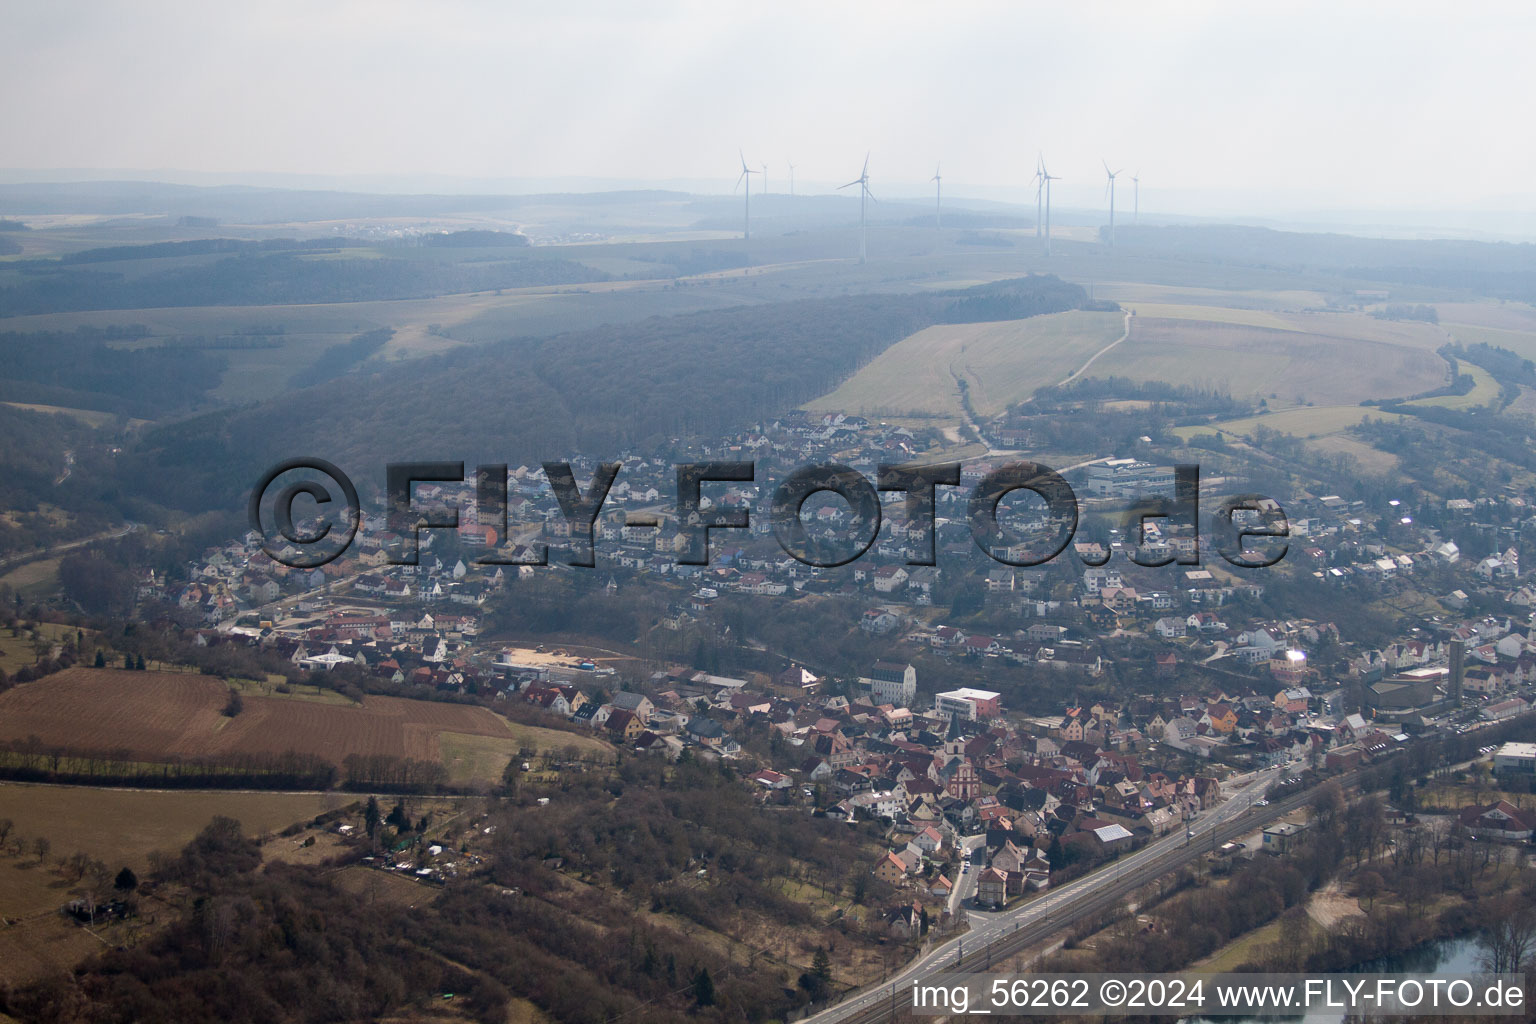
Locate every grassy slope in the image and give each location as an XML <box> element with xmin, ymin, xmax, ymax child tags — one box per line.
<box><xmin>807</xmin><ymin>310</ymin><xmax>1124</xmax><ymax>422</ymax></box>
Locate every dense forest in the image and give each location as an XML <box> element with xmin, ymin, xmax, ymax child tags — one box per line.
<box><xmin>0</xmin><ymin>404</ymin><xmax>124</xmax><ymax>559</ymax></box>
<box><xmin>0</xmin><ymin>327</ymin><xmax>227</xmax><ymax>416</ymax></box>
<box><xmin>0</xmin><ymin>247</ymin><xmax>610</xmax><ymax>315</ymax></box>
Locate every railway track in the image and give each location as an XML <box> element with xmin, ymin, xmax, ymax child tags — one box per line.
<box><xmin>809</xmin><ymin>780</ymin><xmax>1324</xmax><ymax>1024</ymax></box>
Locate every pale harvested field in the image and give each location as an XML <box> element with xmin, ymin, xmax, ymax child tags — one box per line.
<box><xmin>1406</xmin><ymin>362</ymin><xmax>1500</xmax><ymax>410</ymax></box>
<box><xmin>0</xmin><ymin>669</ymin><xmax>608</xmax><ymax>780</ymax></box>
<box><xmin>0</xmin><ymin>784</ymin><xmax>337</xmax><ymax>871</ymax></box>
<box><xmin>0</xmin><ymin>402</ymin><xmax>149</xmax><ymax>430</ymax></box>
<box><xmin>1119</xmin><ymin>303</ymin><xmax>1294</xmax><ymax>329</ymax></box>
<box><xmin>1269</xmin><ymin>311</ymin><xmax>1450</xmax><ymax>349</ymax></box>
<box><xmin>1435</xmin><ymin>301</ymin><xmax>1536</xmax><ymax>333</ymax></box>
<box><xmin>807</xmin><ymin>310</ymin><xmax>1125</xmax><ymax>421</ymax></box>
<box><xmin>1173</xmin><ymin>406</ymin><xmax>1404</xmax><ymax>442</ymax></box>
<box><xmin>1092</xmin><ymin>282</ymin><xmax>1329</xmax><ymax>310</ymax></box>
<box><xmin>0</xmin><ymin>785</ymin><xmax>338</xmax><ymax>987</ymax></box>
<box><xmin>1307</xmin><ymin>434</ymin><xmax>1400</xmax><ymax>474</ymax></box>
<box><xmin>1091</xmin><ymin>317</ymin><xmax>1446</xmax><ymax>406</ymax></box>
<box><xmin>0</xmin><ymin>558</ymin><xmax>60</xmax><ymax>601</ymax></box>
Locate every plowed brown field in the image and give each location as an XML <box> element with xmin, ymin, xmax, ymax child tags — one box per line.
<box><xmin>0</xmin><ymin>668</ymin><xmax>513</xmax><ymax>765</ymax></box>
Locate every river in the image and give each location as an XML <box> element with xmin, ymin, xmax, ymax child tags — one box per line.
<box><xmin>1186</xmin><ymin>934</ymin><xmax>1489</xmax><ymax>1023</ymax></box>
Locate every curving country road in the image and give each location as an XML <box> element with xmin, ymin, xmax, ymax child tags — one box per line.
<box><xmin>1056</xmin><ymin>310</ymin><xmax>1134</xmax><ymax>389</ymax></box>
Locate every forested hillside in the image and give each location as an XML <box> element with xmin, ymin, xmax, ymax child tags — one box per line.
<box><xmin>117</xmin><ymin>275</ymin><xmax>1090</xmax><ymax>513</ymax></box>
<box><xmin>0</xmin><ymin>248</ymin><xmax>610</xmax><ymax>315</ymax></box>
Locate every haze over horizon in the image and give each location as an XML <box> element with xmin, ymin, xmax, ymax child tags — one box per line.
<box><xmin>4</xmin><ymin>1</ymin><xmax>1535</xmax><ymax>237</ymax></box>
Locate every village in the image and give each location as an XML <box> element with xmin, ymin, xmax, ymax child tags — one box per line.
<box><xmin>116</xmin><ymin>410</ymin><xmax>1536</xmax><ymax>938</ymax></box>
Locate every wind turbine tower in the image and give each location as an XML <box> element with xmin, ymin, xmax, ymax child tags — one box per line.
<box><xmin>1039</xmin><ymin>157</ymin><xmax>1061</xmax><ymax>257</ymax></box>
<box><xmin>734</xmin><ymin>150</ymin><xmax>758</xmax><ymax>240</ymax></box>
<box><xmin>1103</xmin><ymin>160</ymin><xmax>1123</xmax><ymax>245</ymax></box>
<box><xmin>761</xmin><ymin>161</ymin><xmax>768</xmax><ymax>196</ymax></box>
<box><xmin>1034</xmin><ymin>157</ymin><xmax>1044</xmax><ymax>240</ymax></box>
<box><xmin>837</xmin><ymin>153</ymin><xmax>876</xmax><ymax>264</ymax></box>
<box><xmin>932</xmin><ymin>163</ymin><xmax>942</xmax><ymax>229</ymax></box>
<box><xmin>1132</xmin><ymin>172</ymin><xmax>1139</xmax><ymax>223</ymax></box>
<box><xmin>787</xmin><ymin>160</ymin><xmax>795</xmax><ymax>196</ymax></box>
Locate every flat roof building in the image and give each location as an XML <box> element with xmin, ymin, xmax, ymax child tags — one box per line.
<box><xmin>1494</xmin><ymin>741</ymin><xmax>1536</xmax><ymax>781</ymax></box>
<box><xmin>935</xmin><ymin>687</ymin><xmax>1002</xmax><ymax>721</ymax></box>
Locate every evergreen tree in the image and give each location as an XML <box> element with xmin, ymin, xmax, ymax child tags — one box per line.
<box><xmin>692</xmin><ymin>967</ymin><xmax>715</xmax><ymax>1007</ymax></box>
<box><xmin>93</xmin><ymin>650</ymin><xmax>105</xmax><ymax>668</ymax></box>
<box><xmin>812</xmin><ymin>946</ymin><xmax>833</xmax><ymax>986</ymax></box>
<box><xmin>364</xmin><ymin>796</ymin><xmax>381</xmax><ymax>838</ymax></box>
<box><xmin>386</xmin><ymin>800</ymin><xmax>409</xmax><ymax>831</ymax></box>
<box><xmin>123</xmin><ymin>652</ymin><xmax>133</xmax><ymax>669</ymax></box>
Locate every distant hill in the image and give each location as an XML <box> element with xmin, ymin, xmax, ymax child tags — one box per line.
<box><xmin>1113</xmin><ymin>223</ymin><xmax>1536</xmax><ymax>301</ymax></box>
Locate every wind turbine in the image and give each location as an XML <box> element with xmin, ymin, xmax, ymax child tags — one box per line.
<box><xmin>1132</xmin><ymin>171</ymin><xmax>1140</xmax><ymax>223</ymax></box>
<box><xmin>787</xmin><ymin>160</ymin><xmax>795</xmax><ymax>196</ymax></box>
<box><xmin>932</xmin><ymin>163</ymin><xmax>942</xmax><ymax>229</ymax></box>
<box><xmin>761</xmin><ymin>161</ymin><xmax>768</xmax><ymax>196</ymax></box>
<box><xmin>837</xmin><ymin>153</ymin><xmax>876</xmax><ymax>263</ymax></box>
<box><xmin>1033</xmin><ymin>156</ymin><xmax>1045</xmax><ymax>240</ymax></box>
<box><xmin>1039</xmin><ymin>156</ymin><xmax>1061</xmax><ymax>257</ymax></box>
<box><xmin>1103</xmin><ymin>160</ymin><xmax>1123</xmax><ymax>246</ymax></box>
<box><xmin>734</xmin><ymin>150</ymin><xmax>758</xmax><ymax>240</ymax></box>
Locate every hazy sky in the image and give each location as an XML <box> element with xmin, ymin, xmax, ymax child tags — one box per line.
<box><xmin>5</xmin><ymin>1</ymin><xmax>1534</xmax><ymax>215</ymax></box>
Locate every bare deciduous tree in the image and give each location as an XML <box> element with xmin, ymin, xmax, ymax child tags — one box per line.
<box><xmin>1482</xmin><ymin>909</ymin><xmax>1536</xmax><ymax>974</ymax></box>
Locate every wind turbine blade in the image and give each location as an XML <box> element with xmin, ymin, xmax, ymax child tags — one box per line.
<box><xmin>862</xmin><ymin>152</ymin><xmax>870</xmax><ymax>176</ymax></box>
<box><xmin>837</xmin><ymin>178</ymin><xmax>861</xmax><ymax>190</ymax></box>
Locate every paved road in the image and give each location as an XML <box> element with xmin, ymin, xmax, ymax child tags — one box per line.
<box><xmin>805</xmin><ymin>764</ymin><xmax>1293</xmax><ymax>1024</ymax></box>
<box><xmin>947</xmin><ymin>834</ymin><xmax>986</xmax><ymax>916</ymax></box>
<box><xmin>0</xmin><ymin>521</ymin><xmax>138</xmax><ymax>575</ymax></box>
